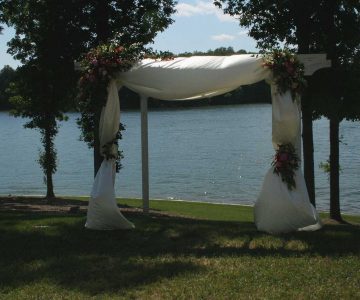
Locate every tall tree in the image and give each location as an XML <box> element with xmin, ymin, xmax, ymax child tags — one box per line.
<box><xmin>214</xmin><ymin>0</ymin><xmax>319</xmax><ymax>206</ymax></box>
<box><xmin>79</xmin><ymin>0</ymin><xmax>176</xmax><ymax>176</ymax></box>
<box><xmin>0</xmin><ymin>0</ymin><xmax>86</xmax><ymax>199</ymax></box>
<box><xmin>215</xmin><ymin>1</ymin><xmax>360</xmax><ymax>218</ymax></box>
<box><xmin>1</xmin><ymin>0</ymin><xmax>176</xmax><ymax>197</ymax></box>
<box><xmin>307</xmin><ymin>0</ymin><xmax>360</xmax><ymax>221</ymax></box>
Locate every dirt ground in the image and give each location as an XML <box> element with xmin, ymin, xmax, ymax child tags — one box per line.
<box><xmin>0</xmin><ymin>196</ymin><xmax>356</xmax><ymax>225</ymax></box>
<box><xmin>0</xmin><ymin>196</ymin><xmax>147</xmax><ymax>215</ymax></box>
<box><xmin>0</xmin><ymin>196</ymin><xmax>181</xmax><ymax>219</ymax></box>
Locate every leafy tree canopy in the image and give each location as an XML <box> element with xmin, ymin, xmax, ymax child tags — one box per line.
<box><xmin>0</xmin><ymin>0</ymin><xmax>176</xmax><ymax>194</ymax></box>
<box><xmin>214</xmin><ymin>0</ymin><xmax>360</xmax><ymax>121</ymax></box>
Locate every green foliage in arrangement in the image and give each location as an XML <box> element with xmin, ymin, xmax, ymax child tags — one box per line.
<box><xmin>262</xmin><ymin>49</ymin><xmax>307</xmax><ymax>100</ymax></box>
<box><xmin>272</xmin><ymin>143</ymin><xmax>300</xmax><ymax>190</ymax></box>
<box><xmin>76</xmin><ymin>42</ymin><xmax>143</xmax><ymax>171</ymax></box>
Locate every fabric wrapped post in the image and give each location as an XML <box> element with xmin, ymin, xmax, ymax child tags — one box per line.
<box><xmin>85</xmin><ymin>80</ymin><xmax>134</xmax><ymax>230</ymax></box>
<box><xmin>254</xmin><ymin>85</ymin><xmax>321</xmax><ymax>234</ymax></box>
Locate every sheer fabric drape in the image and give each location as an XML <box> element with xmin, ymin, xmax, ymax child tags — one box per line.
<box><xmin>254</xmin><ymin>85</ymin><xmax>321</xmax><ymax>233</ymax></box>
<box><xmin>85</xmin><ymin>80</ymin><xmax>134</xmax><ymax>230</ymax></box>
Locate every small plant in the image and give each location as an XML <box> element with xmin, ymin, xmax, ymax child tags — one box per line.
<box><xmin>319</xmin><ymin>158</ymin><xmax>342</xmax><ymax>181</ymax></box>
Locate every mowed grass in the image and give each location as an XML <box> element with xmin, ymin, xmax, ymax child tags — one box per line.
<box><xmin>0</xmin><ymin>198</ymin><xmax>359</xmax><ymax>299</ymax></box>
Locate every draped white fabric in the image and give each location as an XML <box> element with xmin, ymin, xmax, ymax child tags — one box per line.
<box><xmin>85</xmin><ymin>54</ymin><xmax>321</xmax><ymax>233</ymax></box>
<box><xmin>85</xmin><ymin>81</ymin><xmax>134</xmax><ymax>230</ymax></box>
<box><xmin>117</xmin><ymin>55</ymin><xmax>270</xmax><ymax>100</ymax></box>
<box><xmin>254</xmin><ymin>85</ymin><xmax>321</xmax><ymax>234</ymax></box>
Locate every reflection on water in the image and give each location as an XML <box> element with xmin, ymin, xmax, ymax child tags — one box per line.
<box><xmin>0</xmin><ymin>104</ymin><xmax>359</xmax><ymax>214</ymax></box>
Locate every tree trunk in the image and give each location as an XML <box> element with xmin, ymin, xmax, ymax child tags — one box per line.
<box><xmin>301</xmin><ymin>97</ymin><xmax>316</xmax><ymax>206</ymax></box>
<box><xmin>93</xmin><ymin>0</ymin><xmax>110</xmax><ymax>177</ymax></box>
<box><xmin>46</xmin><ymin>169</ymin><xmax>55</xmax><ymax>199</ymax></box>
<box><xmin>293</xmin><ymin>0</ymin><xmax>316</xmax><ymax>206</ymax></box>
<box><xmin>44</xmin><ymin>126</ymin><xmax>55</xmax><ymax>199</ymax></box>
<box><xmin>93</xmin><ymin>110</ymin><xmax>103</xmax><ymax>177</ymax></box>
<box><xmin>321</xmin><ymin>0</ymin><xmax>343</xmax><ymax>221</ymax></box>
<box><xmin>329</xmin><ymin>117</ymin><xmax>342</xmax><ymax>221</ymax></box>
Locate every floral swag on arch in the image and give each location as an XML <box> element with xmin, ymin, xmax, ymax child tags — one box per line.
<box><xmin>76</xmin><ymin>42</ymin><xmax>143</xmax><ymax>171</ymax></box>
<box><xmin>76</xmin><ymin>45</ymin><xmax>321</xmax><ymax>233</ymax></box>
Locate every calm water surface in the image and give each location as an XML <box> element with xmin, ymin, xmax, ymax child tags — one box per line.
<box><xmin>0</xmin><ymin>104</ymin><xmax>359</xmax><ymax>214</ymax></box>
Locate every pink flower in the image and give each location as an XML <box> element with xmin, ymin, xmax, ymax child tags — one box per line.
<box><xmin>276</xmin><ymin>161</ymin><xmax>283</xmax><ymax>169</ymax></box>
<box><xmin>115</xmin><ymin>46</ymin><xmax>124</xmax><ymax>53</ymax></box>
<box><xmin>284</xmin><ymin>61</ymin><xmax>295</xmax><ymax>75</ymax></box>
<box><xmin>279</xmin><ymin>153</ymin><xmax>289</xmax><ymax>162</ymax></box>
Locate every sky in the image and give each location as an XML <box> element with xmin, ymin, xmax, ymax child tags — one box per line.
<box><xmin>0</xmin><ymin>0</ymin><xmax>258</xmax><ymax>69</ymax></box>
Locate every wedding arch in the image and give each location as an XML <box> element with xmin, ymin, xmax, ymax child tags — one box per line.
<box><xmin>81</xmin><ymin>51</ymin><xmax>330</xmax><ymax>234</ymax></box>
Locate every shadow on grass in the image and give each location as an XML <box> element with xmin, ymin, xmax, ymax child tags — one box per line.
<box><xmin>0</xmin><ymin>211</ymin><xmax>359</xmax><ymax>296</ymax></box>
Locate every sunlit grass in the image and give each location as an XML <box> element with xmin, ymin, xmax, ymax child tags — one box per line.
<box><xmin>0</xmin><ymin>197</ymin><xmax>359</xmax><ymax>299</ymax></box>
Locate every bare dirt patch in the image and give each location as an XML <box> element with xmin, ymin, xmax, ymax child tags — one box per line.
<box><xmin>0</xmin><ymin>196</ymin><xmax>181</xmax><ymax>218</ymax></box>
<box><xmin>0</xmin><ymin>196</ymin><xmax>88</xmax><ymax>214</ymax></box>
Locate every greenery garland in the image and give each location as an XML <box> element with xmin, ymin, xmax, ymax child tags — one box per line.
<box><xmin>76</xmin><ymin>41</ymin><xmax>143</xmax><ymax>171</ymax></box>
<box><xmin>263</xmin><ymin>49</ymin><xmax>307</xmax><ymax>100</ymax></box>
<box><xmin>272</xmin><ymin>143</ymin><xmax>300</xmax><ymax>190</ymax></box>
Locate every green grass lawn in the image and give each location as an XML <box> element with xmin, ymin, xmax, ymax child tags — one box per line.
<box><xmin>1</xmin><ymin>198</ymin><xmax>359</xmax><ymax>299</ymax></box>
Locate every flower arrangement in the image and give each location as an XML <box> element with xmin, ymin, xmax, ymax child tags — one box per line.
<box><xmin>263</xmin><ymin>49</ymin><xmax>307</xmax><ymax>100</ymax></box>
<box><xmin>77</xmin><ymin>42</ymin><xmax>143</xmax><ymax>107</ymax></box>
<box><xmin>76</xmin><ymin>42</ymin><xmax>143</xmax><ymax>171</ymax></box>
<box><xmin>272</xmin><ymin>143</ymin><xmax>300</xmax><ymax>190</ymax></box>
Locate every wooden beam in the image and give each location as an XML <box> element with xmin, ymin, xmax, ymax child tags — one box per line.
<box><xmin>297</xmin><ymin>54</ymin><xmax>331</xmax><ymax>75</ymax></box>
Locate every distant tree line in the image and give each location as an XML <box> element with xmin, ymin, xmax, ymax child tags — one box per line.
<box><xmin>177</xmin><ymin>46</ymin><xmax>250</xmax><ymax>57</ymax></box>
<box><xmin>0</xmin><ymin>65</ymin><xmax>16</xmax><ymax>110</ymax></box>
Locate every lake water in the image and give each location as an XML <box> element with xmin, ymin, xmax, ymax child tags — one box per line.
<box><xmin>0</xmin><ymin>105</ymin><xmax>359</xmax><ymax>214</ymax></box>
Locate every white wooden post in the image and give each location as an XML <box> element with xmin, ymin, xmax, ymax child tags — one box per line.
<box><xmin>140</xmin><ymin>94</ymin><xmax>149</xmax><ymax>213</ymax></box>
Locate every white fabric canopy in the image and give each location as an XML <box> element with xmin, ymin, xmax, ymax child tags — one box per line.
<box><xmin>117</xmin><ymin>54</ymin><xmax>269</xmax><ymax>100</ymax></box>
<box><xmin>85</xmin><ymin>54</ymin><xmax>321</xmax><ymax>233</ymax></box>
